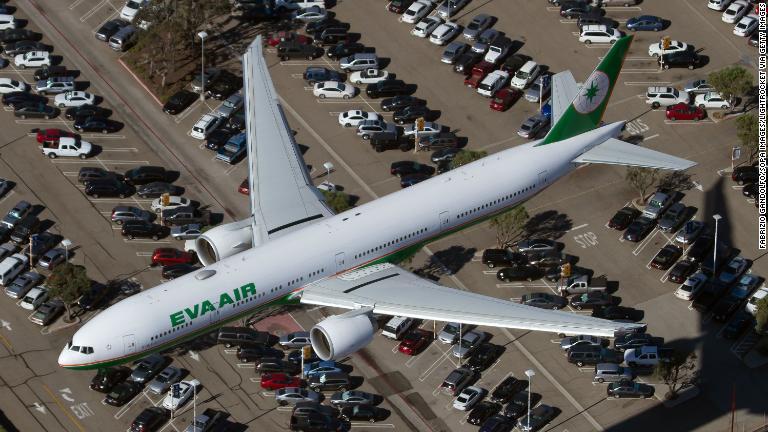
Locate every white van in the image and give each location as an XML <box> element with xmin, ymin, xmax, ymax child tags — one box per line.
<box><xmin>190</xmin><ymin>114</ymin><xmax>222</xmax><ymax>140</ymax></box>
<box><xmin>0</xmin><ymin>253</ymin><xmax>29</xmax><ymax>286</ymax></box>
<box><xmin>0</xmin><ymin>14</ymin><xmax>16</xmax><ymax>30</ymax></box>
<box><xmin>381</xmin><ymin>316</ymin><xmax>415</xmax><ymax>340</ymax></box>
<box><xmin>510</xmin><ymin>60</ymin><xmax>541</xmax><ymax>89</ymax></box>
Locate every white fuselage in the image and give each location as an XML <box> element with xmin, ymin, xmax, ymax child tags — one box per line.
<box><xmin>58</xmin><ymin>122</ymin><xmax>623</xmax><ymax>369</ymax></box>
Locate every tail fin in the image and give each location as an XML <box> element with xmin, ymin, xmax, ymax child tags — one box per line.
<box><xmin>537</xmin><ymin>35</ymin><xmax>633</xmax><ymax>146</ymax></box>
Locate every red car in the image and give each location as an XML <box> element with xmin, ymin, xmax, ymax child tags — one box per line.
<box><xmin>151</xmin><ymin>248</ymin><xmax>196</xmax><ymax>266</ymax></box>
<box><xmin>238</xmin><ymin>178</ymin><xmax>249</xmax><ymax>195</ymax></box>
<box><xmin>260</xmin><ymin>373</ymin><xmax>302</xmax><ymax>390</ymax></box>
<box><xmin>267</xmin><ymin>31</ymin><xmax>313</xmax><ymax>47</ymax></box>
<box><xmin>36</xmin><ymin>128</ymin><xmax>76</xmax><ymax>144</ymax></box>
<box><xmin>397</xmin><ymin>329</ymin><xmax>432</xmax><ymax>356</ymax></box>
<box><xmin>665</xmin><ymin>103</ymin><xmax>705</xmax><ymax>121</ymax></box>
<box><xmin>490</xmin><ymin>88</ymin><xmax>522</xmax><ymax>112</ymax></box>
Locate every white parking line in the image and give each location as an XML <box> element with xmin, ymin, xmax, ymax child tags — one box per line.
<box><xmin>136</xmin><ymin>252</ymin><xmax>153</xmax><ymax>257</ymax></box>
<box><xmin>624</xmin><ymin>81</ymin><xmax>671</xmax><ymax>86</ymax></box>
<box><xmin>51</xmin><ymin>159</ymin><xmax>150</xmax><ymax>164</ymax></box>
<box><xmin>123</xmin><ymin>239</ymin><xmax>171</xmax><ymax>244</ymax></box>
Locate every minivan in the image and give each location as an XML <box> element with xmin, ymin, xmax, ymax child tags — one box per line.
<box><xmin>0</xmin><ymin>253</ymin><xmax>27</xmax><ymax>286</ymax></box>
<box><xmin>339</xmin><ymin>53</ymin><xmax>379</xmax><ymax>71</ymax></box>
<box><xmin>217</xmin><ymin>326</ymin><xmax>272</xmax><ymax>348</ymax></box>
<box><xmin>109</xmin><ymin>25</ymin><xmax>137</xmax><ymax>52</ymax></box>
<box><xmin>381</xmin><ymin>316</ymin><xmax>415</xmax><ymax>340</ymax></box>
<box><xmin>10</xmin><ymin>214</ymin><xmax>39</xmax><ymax>244</ymax></box>
<box><xmin>190</xmin><ymin>114</ymin><xmax>222</xmax><ymax>140</ymax></box>
<box><xmin>0</xmin><ymin>15</ymin><xmax>16</xmax><ymax>31</ymax></box>
<box><xmin>510</xmin><ymin>60</ymin><xmax>541</xmax><ymax>89</ymax></box>
<box><xmin>593</xmin><ymin>363</ymin><xmax>634</xmax><ymax>383</ymax></box>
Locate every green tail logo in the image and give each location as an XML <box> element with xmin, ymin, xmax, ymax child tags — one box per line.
<box><xmin>537</xmin><ymin>35</ymin><xmax>634</xmax><ymax>145</ymax></box>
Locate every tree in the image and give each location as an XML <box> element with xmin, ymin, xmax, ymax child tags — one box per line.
<box><xmin>736</xmin><ymin>114</ymin><xmax>759</xmax><ymax>161</ymax></box>
<box><xmin>625</xmin><ymin>167</ymin><xmax>659</xmax><ymax>204</ymax></box>
<box><xmin>755</xmin><ymin>297</ymin><xmax>768</xmax><ymax>334</ymax></box>
<box><xmin>707</xmin><ymin>66</ymin><xmax>754</xmax><ymax>109</ymax></box>
<box><xmin>654</xmin><ymin>351</ymin><xmax>699</xmax><ymax>400</ymax></box>
<box><xmin>321</xmin><ymin>190</ymin><xmax>352</xmax><ymax>213</ymax></box>
<box><xmin>46</xmin><ymin>263</ymin><xmax>90</xmax><ymax>321</ymax></box>
<box><xmin>489</xmin><ymin>206</ymin><xmax>529</xmax><ymax>248</ymax></box>
<box><xmin>450</xmin><ymin>150</ymin><xmax>488</xmax><ymax>170</ymax></box>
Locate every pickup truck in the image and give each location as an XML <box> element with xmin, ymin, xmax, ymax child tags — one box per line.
<box><xmin>482</xmin><ymin>248</ymin><xmax>527</xmax><ymax>268</ymax></box>
<box><xmin>464</xmin><ymin>61</ymin><xmax>495</xmax><ymax>89</ymax></box>
<box><xmin>184</xmin><ymin>408</ymin><xmax>223</xmax><ymax>432</ymax></box>
<box><xmin>160</xmin><ymin>206</ymin><xmax>211</xmax><ymax>227</ymax></box>
<box><xmin>42</xmin><ymin>137</ymin><xmax>91</xmax><ymax>159</ymax></box>
<box><xmin>349</xmin><ymin>68</ymin><xmax>390</xmax><ymax>85</ymax></box>
<box><xmin>216</xmin><ymin>133</ymin><xmax>247</xmax><ymax>164</ymax></box>
<box><xmin>642</xmin><ymin>191</ymin><xmax>672</xmax><ymax>220</ymax></box>
<box><xmin>623</xmin><ymin>345</ymin><xmax>674</xmax><ymax>367</ymax></box>
<box><xmin>558</xmin><ymin>274</ymin><xmax>608</xmax><ymax>296</ymax></box>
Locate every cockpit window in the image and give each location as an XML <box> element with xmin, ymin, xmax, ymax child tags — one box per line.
<box><xmin>71</xmin><ymin>345</ymin><xmax>80</xmax><ymax>352</ymax></box>
<box><xmin>80</xmin><ymin>346</ymin><xmax>93</xmax><ymax>354</ymax></box>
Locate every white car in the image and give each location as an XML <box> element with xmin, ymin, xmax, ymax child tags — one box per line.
<box><xmin>401</xmin><ymin>0</ymin><xmax>433</xmax><ymax>24</ymax></box>
<box><xmin>453</xmin><ymin>386</ymin><xmax>485</xmax><ymax>411</ymax></box>
<box><xmin>54</xmin><ymin>91</ymin><xmax>96</xmax><ymax>108</ymax></box>
<box><xmin>429</xmin><ymin>22</ymin><xmax>460</xmax><ymax>45</ymax></box>
<box><xmin>162</xmin><ymin>379</ymin><xmax>200</xmax><ymax>410</ymax></box>
<box><xmin>313</xmin><ymin>81</ymin><xmax>355</xmax><ymax>99</ymax></box>
<box><xmin>746</xmin><ymin>286</ymin><xmax>768</xmax><ymax>315</ymax></box>
<box><xmin>674</xmin><ymin>272</ymin><xmax>707</xmax><ymax>301</ymax></box>
<box><xmin>707</xmin><ymin>0</ymin><xmax>733</xmax><ymax>11</ymax></box>
<box><xmin>695</xmin><ymin>91</ymin><xmax>730</xmax><ymax>110</ymax></box>
<box><xmin>722</xmin><ymin>0</ymin><xmax>750</xmax><ymax>23</ymax></box>
<box><xmin>151</xmin><ymin>196</ymin><xmax>191</xmax><ymax>213</ymax></box>
<box><xmin>338</xmin><ymin>110</ymin><xmax>381</xmax><ymax>127</ymax></box>
<box><xmin>0</xmin><ymin>78</ymin><xmax>27</xmax><ymax>94</ymax></box>
<box><xmin>647</xmin><ymin>40</ymin><xmax>688</xmax><ymax>57</ymax></box>
<box><xmin>510</xmin><ymin>61</ymin><xmax>540</xmax><ymax>90</ymax></box>
<box><xmin>349</xmin><ymin>69</ymin><xmax>390</xmax><ymax>85</ymax></box>
<box><xmin>579</xmin><ymin>25</ymin><xmax>622</xmax><ymax>45</ymax></box>
<box><xmin>20</xmin><ymin>286</ymin><xmax>47</xmax><ymax>310</ymax></box>
<box><xmin>120</xmin><ymin>0</ymin><xmax>147</xmax><ymax>22</ymax></box>
<box><xmin>411</xmin><ymin>16</ymin><xmax>443</xmax><ymax>38</ymax></box>
<box><xmin>292</xmin><ymin>6</ymin><xmax>327</xmax><ymax>23</ymax></box>
<box><xmin>402</xmin><ymin>121</ymin><xmax>443</xmax><ymax>136</ymax></box>
<box><xmin>733</xmin><ymin>15</ymin><xmax>757</xmax><ymax>37</ymax></box>
<box><xmin>190</xmin><ymin>114</ymin><xmax>222</xmax><ymax>140</ymax></box>
<box><xmin>0</xmin><ymin>14</ymin><xmax>16</xmax><ymax>30</ymax></box>
<box><xmin>14</xmin><ymin>51</ymin><xmax>51</xmax><ymax>69</ymax></box>
<box><xmin>477</xmin><ymin>70</ymin><xmax>509</xmax><ymax>97</ymax></box>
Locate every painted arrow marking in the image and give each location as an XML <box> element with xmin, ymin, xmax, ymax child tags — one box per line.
<box><xmin>1</xmin><ymin>320</ymin><xmax>11</xmax><ymax>331</ymax></box>
<box><xmin>59</xmin><ymin>388</ymin><xmax>75</xmax><ymax>403</ymax></box>
<box><xmin>692</xmin><ymin>181</ymin><xmax>704</xmax><ymax>191</ymax></box>
<box><xmin>189</xmin><ymin>351</ymin><xmax>200</xmax><ymax>361</ymax></box>
<box><xmin>32</xmin><ymin>402</ymin><xmax>46</xmax><ymax>414</ymax></box>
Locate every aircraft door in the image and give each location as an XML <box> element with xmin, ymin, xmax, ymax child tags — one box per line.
<box><xmin>122</xmin><ymin>334</ymin><xmax>136</xmax><ymax>356</ymax></box>
<box><xmin>335</xmin><ymin>252</ymin><xmax>346</xmax><ymax>273</ymax></box>
<box><xmin>439</xmin><ymin>211</ymin><xmax>450</xmax><ymax>231</ymax></box>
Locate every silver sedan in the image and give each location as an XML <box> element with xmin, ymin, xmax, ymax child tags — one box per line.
<box><xmin>170</xmin><ymin>223</ymin><xmax>203</xmax><ymax>241</ymax></box>
<box><xmin>463</xmin><ymin>13</ymin><xmax>493</xmax><ymax>40</ymax></box>
<box><xmin>147</xmin><ymin>365</ymin><xmax>182</xmax><ymax>395</ymax></box>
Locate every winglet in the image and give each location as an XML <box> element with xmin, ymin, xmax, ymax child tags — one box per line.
<box><xmin>537</xmin><ymin>35</ymin><xmax>633</xmax><ymax>145</ymax></box>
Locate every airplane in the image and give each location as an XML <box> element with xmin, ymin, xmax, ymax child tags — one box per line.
<box><xmin>58</xmin><ymin>34</ymin><xmax>694</xmax><ymax>370</ymax></box>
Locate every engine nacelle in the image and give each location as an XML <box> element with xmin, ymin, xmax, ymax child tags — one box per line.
<box><xmin>310</xmin><ymin>310</ymin><xmax>377</xmax><ymax>361</ymax></box>
<box><xmin>193</xmin><ymin>218</ymin><xmax>255</xmax><ymax>266</ymax></box>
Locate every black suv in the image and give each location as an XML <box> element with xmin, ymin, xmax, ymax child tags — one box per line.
<box><xmin>306</xmin><ymin>19</ymin><xmax>349</xmax><ymax>35</ymax></box>
<box><xmin>90</xmin><ymin>366</ymin><xmax>131</xmax><ymax>393</ymax></box>
<box><xmin>732</xmin><ymin>164</ymin><xmax>757</xmax><ymax>185</ymax></box>
<box><xmin>417</xmin><ymin>132</ymin><xmax>459</xmax><ymax>150</ymax></box>
<box><xmin>370</xmin><ymin>131</ymin><xmax>409</xmax><ymax>152</ymax></box>
<box><xmin>124</xmin><ymin>166</ymin><xmax>167</xmax><ymax>185</ymax></box>
<box><xmin>327</xmin><ymin>42</ymin><xmax>367</xmax><ymax>60</ymax></box>
<box><xmin>236</xmin><ymin>345</ymin><xmax>283</xmax><ymax>363</ymax></box>
<box><xmin>205</xmin><ymin>74</ymin><xmax>242</xmax><ymax>100</ymax></box>
<box><xmin>33</xmin><ymin>65</ymin><xmax>69</xmax><ymax>82</ymax></box>
<box><xmin>277</xmin><ymin>42</ymin><xmax>323</xmax><ymax>61</ymax></box>
<box><xmin>217</xmin><ymin>327</ymin><xmax>274</xmax><ymax>348</ymax></box>
<box><xmin>366</xmin><ymin>80</ymin><xmax>409</xmax><ymax>98</ymax></box>
<box><xmin>2</xmin><ymin>91</ymin><xmax>47</xmax><ymax>108</ymax></box>
<box><xmin>84</xmin><ymin>179</ymin><xmax>133</xmax><ymax>198</ymax></box>
<box><xmin>660</xmin><ymin>50</ymin><xmax>701</xmax><ymax>70</ymax></box>
<box><xmin>121</xmin><ymin>221</ymin><xmax>165</xmax><ymax>240</ymax></box>
<box><xmin>313</xmin><ymin>27</ymin><xmax>349</xmax><ymax>46</ymax></box>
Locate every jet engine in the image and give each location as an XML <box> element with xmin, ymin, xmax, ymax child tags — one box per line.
<box><xmin>193</xmin><ymin>218</ymin><xmax>254</xmax><ymax>265</ymax></box>
<box><xmin>310</xmin><ymin>309</ymin><xmax>377</xmax><ymax>360</ymax></box>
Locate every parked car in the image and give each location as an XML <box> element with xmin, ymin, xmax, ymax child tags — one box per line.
<box><xmin>162</xmin><ymin>379</ymin><xmax>200</xmax><ymax>410</ymax></box>
<box><xmin>490</xmin><ymin>376</ymin><xmax>527</xmax><ymax>404</ymax></box>
<box><xmin>463</xmin><ymin>13</ymin><xmax>493</xmax><ymax>40</ymax></box>
<box><xmin>430</xmin><ymin>22</ymin><xmax>461</xmax><ymax>45</ymax></box>
<box><xmin>650</xmin><ymin>244</ymin><xmax>683</xmax><ymax>270</ymax></box>
<box><xmin>622</xmin><ymin>216</ymin><xmax>655</xmax><ymax>242</ymax></box>
<box><xmin>38</xmin><ymin>248</ymin><xmax>66</xmax><ymax>270</ymax></box>
<box><xmin>328</xmin><ymin>390</ymin><xmax>377</xmax><ymax>408</ymax></box>
<box><xmin>520</xmin><ymin>292</ymin><xmax>568</xmax><ymax>310</ymax></box>
<box><xmin>496</xmin><ymin>265</ymin><xmax>541</xmax><ymax>282</ymax></box>
<box><xmin>659</xmin><ymin>51</ymin><xmax>702</xmax><ymax>70</ymax></box>
<box><xmin>73</xmin><ymin>116</ymin><xmax>121</xmax><ymax>133</ymax></box>
<box><xmin>14</xmin><ymin>102</ymin><xmax>58</xmax><ymax>119</ymax></box>
<box><xmin>161</xmin><ymin>263</ymin><xmax>198</xmax><ymax>280</ymax></box>
<box><xmin>397</xmin><ymin>329</ymin><xmax>432</xmax><ymax>355</ymax></box>
<box><xmin>668</xmin><ymin>259</ymin><xmax>698</xmax><ymax>284</ymax></box>
<box><xmin>723</xmin><ymin>310</ymin><xmax>755</xmax><ymax>339</ymax></box>
<box><xmin>665</xmin><ymin>103</ymin><xmax>706</xmax><ymax>121</ymax></box>
<box><xmin>20</xmin><ymin>285</ymin><xmax>46</xmax><ymax>310</ymax></box>
<box><xmin>453</xmin><ymin>386</ymin><xmax>485</xmax><ymax>411</ymax></box>
<box><xmin>105</xmin><ymin>381</ymin><xmax>143</xmax><ymax>406</ymax></box>
<box><xmin>366</xmin><ymin>80</ymin><xmax>409</xmax><ymax>98</ymax></box>
<box><xmin>90</xmin><ymin>366</ymin><xmax>131</xmax><ymax>393</ymax></box>
<box><xmin>340</xmin><ymin>405</ymin><xmax>387</xmax><ymax>423</ymax></box>
<box><xmin>517</xmin><ymin>114</ymin><xmax>549</xmax><ymax>139</ymax></box>
<box><xmin>129</xmin><ymin>407</ymin><xmax>169</xmax><ymax>432</ymax></box>
<box><xmin>29</xmin><ymin>300</ymin><xmax>63</xmax><ymax>325</ymax></box>
<box><xmin>147</xmin><ymin>366</ymin><xmax>183</xmax><ymax>395</ymax></box>
<box><xmin>442</xmin><ymin>41</ymin><xmax>469</xmax><ymax>64</ymax></box>
<box><xmin>4</xmin><ymin>271</ymin><xmax>42</xmax><ymax>299</ymax></box>
<box><xmin>279</xmin><ymin>331</ymin><xmax>311</xmax><ymax>349</ymax></box>
<box><xmin>648</xmin><ymin>39</ymin><xmax>688</xmax><ymax>57</ymax></box>
<box><xmin>302</xmin><ymin>66</ymin><xmax>342</xmax><ymax>85</ymax></box>
<box><xmin>261</xmin><ymin>373</ymin><xmax>302</xmax><ymax>391</ymax></box>
<box><xmin>121</xmin><ymin>221</ymin><xmax>165</xmax><ymax>240</ymax></box>
<box><xmin>606</xmin><ymin>381</ymin><xmax>655</xmax><ymax>398</ymax></box>
<box><xmin>490</xmin><ymin>88</ymin><xmax>522</xmax><ymax>111</ymax></box>
<box><xmin>402</xmin><ymin>0</ymin><xmax>433</xmax><ymax>24</ymax></box>
<box><xmin>695</xmin><ymin>91</ymin><xmax>731</xmax><ymax>110</ymax></box>
<box><xmin>95</xmin><ymin>18</ymin><xmax>129</xmax><ymax>42</ymax></box>
<box><xmin>163</xmin><ymin>90</ymin><xmax>197</xmax><ymax>115</ymax></box>
<box><xmin>560</xmin><ymin>335</ymin><xmax>609</xmax><ymax>351</ymax></box>
<box><xmin>718</xmin><ymin>256</ymin><xmax>750</xmax><ymax>285</ymax></box>
<box><xmin>85</xmin><ymin>179</ymin><xmax>132</xmax><ymax>199</ymax></box>
<box><xmin>466</xmin><ymin>343</ymin><xmax>504</xmax><ymax>372</ymax></box>
<box><xmin>569</xmin><ymin>291</ymin><xmax>612</xmax><ymax>310</ymax></box>
<box><xmin>338</xmin><ymin>110</ymin><xmax>381</xmax><ymax>127</ymax></box>
<box><xmin>129</xmin><ymin>354</ymin><xmax>166</xmax><ymax>383</ymax></box>
<box><xmin>675</xmin><ymin>220</ymin><xmax>706</xmax><ymax>244</ymax></box>
<box><xmin>733</xmin><ymin>15</ymin><xmax>758</xmax><ymax>37</ymax></box>
<box><xmin>54</xmin><ymin>91</ymin><xmax>96</xmax><ymax>108</ymax></box>
<box><xmin>65</xmin><ymin>105</ymin><xmax>111</xmax><ymax>121</ymax></box>
<box><xmin>380</xmin><ymin>95</ymin><xmax>426</xmax><ymax>112</ymax></box>
<box><xmin>313</xmin><ymin>81</ymin><xmax>355</xmax><ymax>99</ymax></box>
<box><xmin>452</xmin><ymin>330</ymin><xmax>487</xmax><ymax>358</ymax></box>
<box><xmin>517</xmin><ymin>404</ymin><xmax>556</xmax><ymax>431</ymax></box>
<box><xmin>608</xmin><ymin>206</ymin><xmax>640</xmax><ymax>230</ymax></box>
<box><xmin>467</xmin><ymin>401</ymin><xmax>501</xmax><ymax>426</ymax></box>
<box><xmin>626</xmin><ymin>15</ymin><xmax>665</xmax><ymax>31</ymax></box>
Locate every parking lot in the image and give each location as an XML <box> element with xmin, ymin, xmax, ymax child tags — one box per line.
<box><xmin>0</xmin><ymin>0</ymin><xmax>764</xmax><ymax>431</ymax></box>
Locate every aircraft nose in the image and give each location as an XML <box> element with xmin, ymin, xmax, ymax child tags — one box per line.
<box><xmin>58</xmin><ymin>345</ymin><xmax>73</xmax><ymax>368</ymax></box>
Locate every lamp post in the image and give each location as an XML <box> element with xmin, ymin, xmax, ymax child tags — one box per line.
<box><xmin>712</xmin><ymin>214</ymin><xmax>722</xmax><ymax>275</ymax></box>
<box><xmin>197</xmin><ymin>31</ymin><xmax>208</xmax><ymax>101</ymax></box>
<box><xmin>29</xmin><ymin>233</ymin><xmax>37</xmax><ymax>271</ymax></box>
<box><xmin>525</xmin><ymin>369</ymin><xmax>535</xmax><ymax>431</ymax></box>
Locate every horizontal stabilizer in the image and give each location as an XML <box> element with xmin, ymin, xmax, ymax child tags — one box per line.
<box><xmin>551</xmin><ymin>70</ymin><xmax>579</xmax><ymax>125</ymax></box>
<box><xmin>573</xmin><ymin>138</ymin><xmax>696</xmax><ymax>171</ymax></box>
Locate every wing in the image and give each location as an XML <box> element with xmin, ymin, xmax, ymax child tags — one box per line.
<box><xmin>573</xmin><ymin>138</ymin><xmax>697</xmax><ymax>170</ymax></box>
<box><xmin>299</xmin><ymin>263</ymin><xmax>643</xmax><ymax>337</ymax></box>
<box><xmin>242</xmin><ymin>36</ymin><xmax>333</xmax><ymax>246</ymax></box>
<box><xmin>550</xmin><ymin>70</ymin><xmax>579</xmax><ymax>125</ymax></box>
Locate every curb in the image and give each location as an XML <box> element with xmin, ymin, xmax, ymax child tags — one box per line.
<box><xmin>117</xmin><ymin>58</ymin><xmax>164</xmax><ymax>107</ymax></box>
<box><xmin>44</xmin><ymin>316</ymin><xmax>82</xmax><ymax>334</ymax></box>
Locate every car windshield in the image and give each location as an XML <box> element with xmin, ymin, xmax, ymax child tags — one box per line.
<box><xmin>460</xmin><ymin>338</ymin><xmax>473</xmax><ymax>348</ymax></box>
<box><xmin>515</xmin><ymin>70</ymin><xmax>530</xmax><ymax>80</ymax></box>
<box><xmin>127</xmin><ymin>1</ymin><xmax>141</xmax><ymax>8</ymax></box>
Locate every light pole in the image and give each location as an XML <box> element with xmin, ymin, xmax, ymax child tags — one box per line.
<box><xmin>525</xmin><ymin>369</ymin><xmax>535</xmax><ymax>431</ymax></box>
<box><xmin>29</xmin><ymin>233</ymin><xmax>37</xmax><ymax>271</ymax></box>
<box><xmin>712</xmin><ymin>214</ymin><xmax>722</xmax><ymax>275</ymax></box>
<box><xmin>197</xmin><ymin>31</ymin><xmax>208</xmax><ymax>101</ymax></box>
